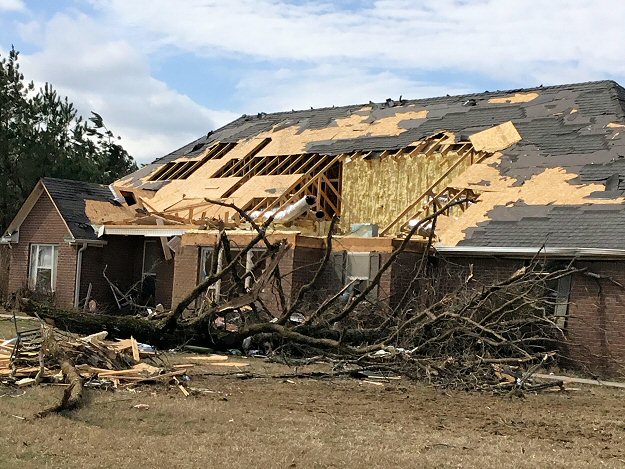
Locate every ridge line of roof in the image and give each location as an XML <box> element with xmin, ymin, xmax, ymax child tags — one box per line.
<box><xmin>236</xmin><ymin>80</ymin><xmax>619</xmax><ymax>118</ymax></box>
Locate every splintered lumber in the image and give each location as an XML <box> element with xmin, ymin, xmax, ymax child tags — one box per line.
<box><xmin>201</xmin><ymin>362</ymin><xmax>249</xmax><ymax>367</ymax></box>
<box><xmin>130</xmin><ymin>336</ymin><xmax>140</xmax><ymax>362</ymax></box>
<box><xmin>188</xmin><ymin>355</ymin><xmax>229</xmax><ymax>362</ymax></box>
<box><xmin>15</xmin><ymin>377</ymin><xmax>36</xmax><ymax>387</ymax></box>
<box><xmin>534</xmin><ymin>373</ymin><xmax>625</xmax><ymax>389</ymax></box>
<box><xmin>38</xmin><ymin>360</ymin><xmax>83</xmax><ymax>417</ymax></box>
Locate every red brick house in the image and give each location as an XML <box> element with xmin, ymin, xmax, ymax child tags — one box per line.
<box><xmin>4</xmin><ymin>80</ymin><xmax>625</xmax><ymax>373</ymax></box>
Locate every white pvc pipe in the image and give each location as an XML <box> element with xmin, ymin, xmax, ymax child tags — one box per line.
<box><xmin>273</xmin><ymin>195</ymin><xmax>316</xmax><ymax>222</ymax></box>
<box><xmin>407</xmin><ymin>219</ymin><xmax>433</xmax><ymax>237</ymax></box>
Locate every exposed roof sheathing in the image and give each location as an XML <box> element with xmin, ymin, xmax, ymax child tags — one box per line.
<box><xmin>42</xmin><ymin>178</ymin><xmax>130</xmax><ymax>240</ymax></box>
<box><xmin>10</xmin><ymin>80</ymin><xmax>625</xmax><ymax>252</ymax></box>
<box><xmin>107</xmin><ymin>80</ymin><xmax>625</xmax><ymax>250</ymax></box>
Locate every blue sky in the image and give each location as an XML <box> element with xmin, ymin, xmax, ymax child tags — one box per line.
<box><xmin>2</xmin><ymin>0</ymin><xmax>625</xmax><ymax>163</ymax></box>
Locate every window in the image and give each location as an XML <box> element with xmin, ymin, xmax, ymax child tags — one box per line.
<box><xmin>199</xmin><ymin>246</ymin><xmax>268</xmax><ymax>304</ymax></box>
<box><xmin>333</xmin><ymin>252</ymin><xmax>380</xmax><ymax>299</ymax></box>
<box><xmin>29</xmin><ymin>244</ymin><xmax>58</xmax><ymax>293</ymax></box>
<box><xmin>200</xmin><ymin>247</ymin><xmax>223</xmax><ymax>303</ymax></box>
<box><xmin>553</xmin><ymin>275</ymin><xmax>572</xmax><ymax>328</ymax></box>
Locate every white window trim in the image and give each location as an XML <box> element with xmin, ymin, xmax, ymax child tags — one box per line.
<box><xmin>142</xmin><ymin>239</ymin><xmax>158</xmax><ymax>279</ymax></box>
<box><xmin>244</xmin><ymin>248</ymin><xmax>266</xmax><ymax>290</ymax></box>
<box><xmin>29</xmin><ymin>244</ymin><xmax>59</xmax><ymax>293</ymax></box>
<box><xmin>200</xmin><ymin>246</ymin><xmax>224</xmax><ymax>301</ymax></box>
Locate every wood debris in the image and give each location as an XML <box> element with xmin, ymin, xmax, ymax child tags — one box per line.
<box><xmin>1</xmin><ymin>326</ymin><xmax>191</xmax><ymax>391</ymax></box>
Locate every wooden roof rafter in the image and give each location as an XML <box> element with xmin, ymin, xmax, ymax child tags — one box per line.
<box><xmin>250</xmin><ymin>154</ymin><xmax>343</xmax><ymax>221</ymax></box>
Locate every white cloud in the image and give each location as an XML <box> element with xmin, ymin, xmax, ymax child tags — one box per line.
<box><xmin>94</xmin><ymin>0</ymin><xmax>625</xmax><ymax>85</ymax></box>
<box><xmin>15</xmin><ymin>12</ymin><xmax>237</xmax><ymax>163</ymax></box>
<box><xmin>0</xmin><ymin>0</ymin><xmax>25</xmax><ymax>12</ymax></box>
<box><xmin>236</xmin><ymin>64</ymin><xmax>472</xmax><ymax>113</ymax></box>
<box><xmin>9</xmin><ymin>0</ymin><xmax>625</xmax><ymax>165</ymax></box>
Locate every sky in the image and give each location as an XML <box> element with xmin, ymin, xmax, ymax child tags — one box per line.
<box><xmin>1</xmin><ymin>0</ymin><xmax>625</xmax><ymax>163</ymax></box>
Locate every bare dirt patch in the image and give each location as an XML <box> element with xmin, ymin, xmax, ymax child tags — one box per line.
<box><xmin>1</xmin><ymin>352</ymin><xmax>625</xmax><ymax>469</ymax></box>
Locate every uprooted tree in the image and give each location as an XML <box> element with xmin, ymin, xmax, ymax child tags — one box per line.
<box><xmin>22</xmin><ymin>198</ymin><xmax>586</xmax><ymax>390</ymax></box>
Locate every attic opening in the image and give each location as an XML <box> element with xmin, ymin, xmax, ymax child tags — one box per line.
<box><xmin>148</xmin><ymin>142</ymin><xmax>237</xmax><ymax>181</ymax></box>
<box><xmin>119</xmin><ymin>191</ymin><xmax>136</xmax><ymax>206</ymax></box>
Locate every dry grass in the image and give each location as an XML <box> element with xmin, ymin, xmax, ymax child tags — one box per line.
<box><xmin>2</xmin><ymin>316</ymin><xmax>625</xmax><ymax>468</ymax></box>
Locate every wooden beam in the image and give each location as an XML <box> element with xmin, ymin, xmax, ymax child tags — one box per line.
<box><xmin>155</xmin><ymin>218</ymin><xmax>173</xmax><ymax>261</ymax></box>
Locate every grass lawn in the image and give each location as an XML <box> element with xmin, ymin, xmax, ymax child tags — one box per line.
<box><xmin>2</xmin><ymin>314</ymin><xmax>625</xmax><ymax>468</ymax></box>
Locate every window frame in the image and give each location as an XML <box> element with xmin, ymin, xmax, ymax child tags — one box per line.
<box><xmin>200</xmin><ymin>246</ymin><xmax>224</xmax><ymax>303</ymax></box>
<box><xmin>28</xmin><ymin>244</ymin><xmax>59</xmax><ymax>293</ymax></box>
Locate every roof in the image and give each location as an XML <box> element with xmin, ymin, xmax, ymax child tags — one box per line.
<box><xmin>156</xmin><ymin>80</ymin><xmax>625</xmax><ymax>171</ymax></box>
<box><xmin>459</xmin><ymin>203</ymin><xmax>625</xmax><ymax>250</ymax></box>
<box><xmin>42</xmin><ymin>178</ymin><xmax>120</xmax><ymax>240</ymax></box>
<box><xmin>113</xmin><ymin>80</ymin><xmax>625</xmax><ymax>252</ymax></box>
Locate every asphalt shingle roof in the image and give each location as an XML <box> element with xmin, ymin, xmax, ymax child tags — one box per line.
<box><xmin>42</xmin><ymin>178</ymin><xmax>118</xmax><ymax>240</ymax></box>
<box><xmin>460</xmin><ymin>204</ymin><xmax>625</xmax><ymax>250</ymax></box>
<box><xmin>122</xmin><ymin>80</ymin><xmax>625</xmax><ymax>251</ymax></box>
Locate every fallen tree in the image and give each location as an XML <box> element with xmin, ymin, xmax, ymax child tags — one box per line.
<box><xmin>20</xmin><ymin>199</ymin><xmax>587</xmax><ymax>391</ymax></box>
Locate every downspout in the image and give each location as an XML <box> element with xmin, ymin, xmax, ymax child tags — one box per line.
<box><xmin>74</xmin><ymin>242</ymin><xmax>88</xmax><ymax>309</ymax></box>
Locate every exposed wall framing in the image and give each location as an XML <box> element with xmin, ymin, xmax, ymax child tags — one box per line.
<box><xmin>377</xmin><ymin>141</ymin><xmax>487</xmax><ymax>235</ymax></box>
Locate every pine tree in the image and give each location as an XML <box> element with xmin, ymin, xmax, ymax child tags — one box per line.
<box><xmin>0</xmin><ymin>47</ymin><xmax>138</xmax><ymax>231</ymax></box>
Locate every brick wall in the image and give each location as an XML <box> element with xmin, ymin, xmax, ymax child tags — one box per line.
<box><xmin>171</xmin><ymin>244</ymin><xmax>200</xmax><ymax>308</ymax></box>
<box><xmin>432</xmin><ymin>256</ymin><xmax>625</xmax><ymax>377</ymax></box>
<box><xmin>0</xmin><ymin>245</ymin><xmax>9</xmax><ymax>301</ymax></box>
<box><xmin>566</xmin><ymin>261</ymin><xmax>625</xmax><ymax>376</ymax></box>
<box><xmin>8</xmin><ymin>193</ymin><xmax>77</xmax><ymax>308</ymax></box>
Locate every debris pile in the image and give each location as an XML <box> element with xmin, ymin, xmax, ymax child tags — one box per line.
<box><xmin>1</xmin><ymin>324</ymin><xmax>192</xmax><ymax>415</ymax></box>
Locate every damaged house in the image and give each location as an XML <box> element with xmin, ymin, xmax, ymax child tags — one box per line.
<box><xmin>3</xmin><ymin>80</ymin><xmax>625</xmax><ymax>372</ymax></box>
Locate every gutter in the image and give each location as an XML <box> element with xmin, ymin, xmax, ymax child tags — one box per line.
<box><xmin>434</xmin><ymin>245</ymin><xmax>625</xmax><ymax>259</ymax></box>
<box><xmin>95</xmin><ymin>226</ymin><xmax>189</xmax><ymax>237</ymax></box>
<box><xmin>67</xmin><ymin>238</ymin><xmax>108</xmax><ymax>247</ymax></box>
<box><xmin>74</xmin><ymin>242</ymin><xmax>88</xmax><ymax>309</ymax></box>
<box><xmin>0</xmin><ymin>230</ymin><xmax>18</xmax><ymax>245</ymax></box>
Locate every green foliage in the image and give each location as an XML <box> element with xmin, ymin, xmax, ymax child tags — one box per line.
<box><xmin>0</xmin><ymin>46</ymin><xmax>138</xmax><ymax>231</ymax></box>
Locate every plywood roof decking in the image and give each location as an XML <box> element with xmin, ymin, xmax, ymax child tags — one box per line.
<box><xmin>148</xmin><ymin>176</ymin><xmax>243</xmax><ymax>212</ymax></box>
<box><xmin>106</xmin><ymin>80</ymin><xmax>625</xmax><ymax>249</ymax></box>
<box><xmin>437</xmin><ymin>165</ymin><xmax>625</xmax><ymax>246</ymax></box>
<box><xmin>226</xmin><ymin>174</ymin><xmax>303</xmax><ymax>203</ymax></box>
<box><xmin>125</xmin><ymin>81</ymin><xmax>625</xmax><ymax>190</ymax></box>
<box><xmin>42</xmin><ymin>178</ymin><xmax>129</xmax><ymax>240</ymax></box>
<box><xmin>468</xmin><ymin>121</ymin><xmax>521</xmax><ymax>153</ymax></box>
<box><xmin>11</xmin><ymin>81</ymin><xmax>625</xmax><ymax>251</ymax></box>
